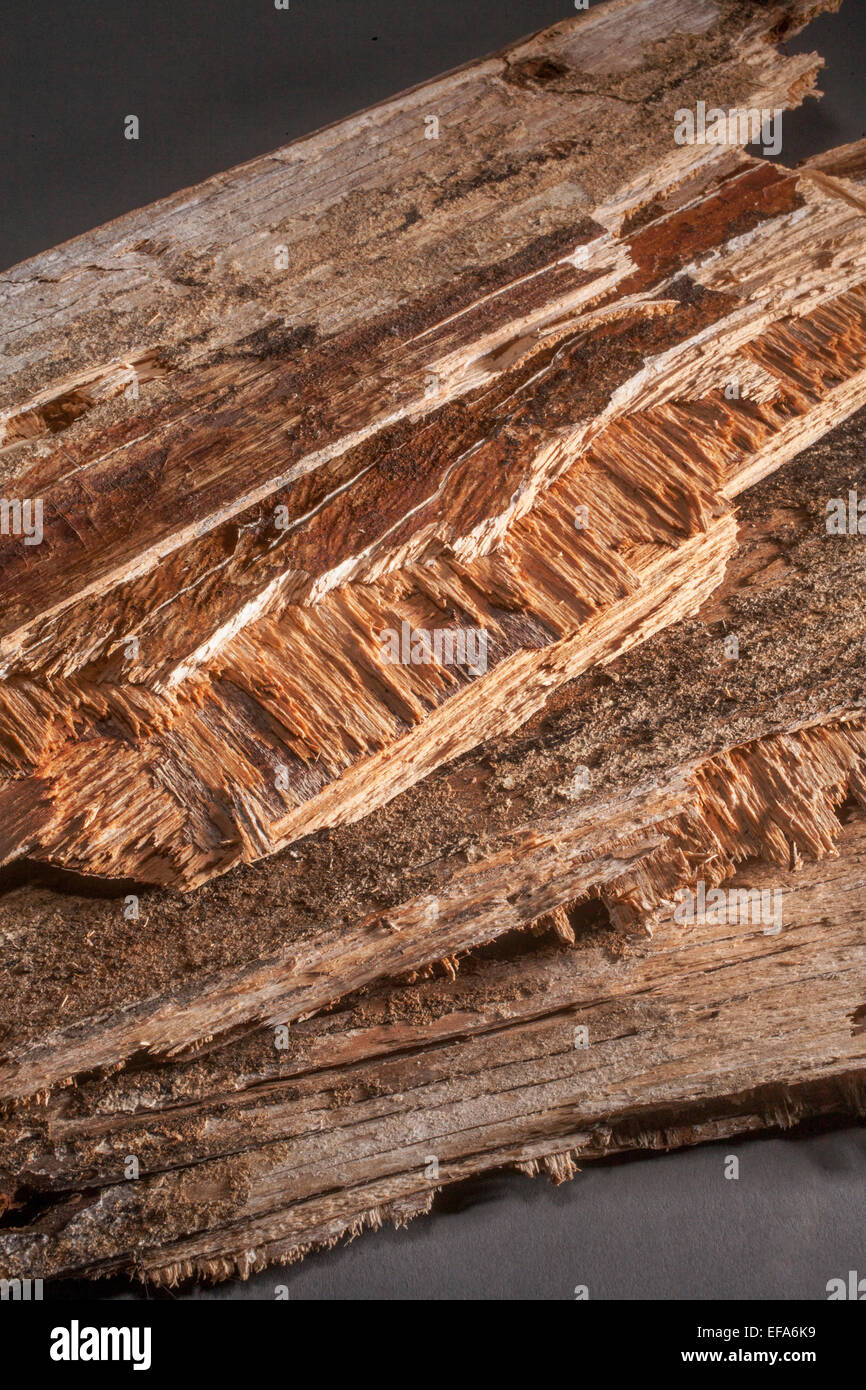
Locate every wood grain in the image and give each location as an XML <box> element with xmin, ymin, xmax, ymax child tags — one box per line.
<box><xmin>0</xmin><ymin>0</ymin><xmax>855</xmax><ymax>889</ymax></box>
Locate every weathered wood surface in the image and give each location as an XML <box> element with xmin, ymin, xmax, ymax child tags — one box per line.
<box><xmin>2</xmin><ymin>809</ymin><xmax>863</xmax><ymax>1284</ymax></box>
<box><xmin>0</xmin><ymin>1</ymin><xmax>857</xmax><ymax>889</ymax></box>
<box><xmin>2</xmin><ymin>399</ymin><xmax>866</xmax><ymax>1104</ymax></box>
<box><xmin>1</xmin><ymin>0</ymin><xmax>864</xmax><ymax>1290</ymax></box>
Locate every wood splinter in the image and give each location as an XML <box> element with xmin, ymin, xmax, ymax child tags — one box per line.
<box><xmin>1</xmin><ymin>0</ymin><xmax>864</xmax><ymax>1289</ymax></box>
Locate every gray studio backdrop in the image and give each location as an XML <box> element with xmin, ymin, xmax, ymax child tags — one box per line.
<box><xmin>5</xmin><ymin>0</ymin><xmax>865</xmax><ymax>1299</ymax></box>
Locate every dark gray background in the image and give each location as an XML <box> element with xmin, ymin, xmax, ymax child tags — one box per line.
<box><xmin>4</xmin><ymin>0</ymin><xmax>865</xmax><ymax>1300</ymax></box>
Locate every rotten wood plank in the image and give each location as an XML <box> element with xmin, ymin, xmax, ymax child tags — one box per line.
<box><xmin>0</xmin><ymin>2</ymin><xmax>856</xmax><ymax>889</ymax></box>
<box><xmin>2</xmin><ymin>399</ymin><xmax>866</xmax><ymax>1102</ymax></box>
<box><xmin>1</xmin><ymin>806</ymin><xmax>863</xmax><ymax>1284</ymax></box>
<box><xmin>1</xmin><ymin>0</ymin><xmax>863</xmax><ymax>1291</ymax></box>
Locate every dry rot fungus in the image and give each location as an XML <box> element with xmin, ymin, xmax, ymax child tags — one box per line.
<box><xmin>0</xmin><ymin>0</ymin><xmax>864</xmax><ymax>1286</ymax></box>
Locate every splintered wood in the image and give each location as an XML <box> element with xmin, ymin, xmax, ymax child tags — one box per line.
<box><xmin>1</xmin><ymin>0</ymin><xmax>865</xmax><ymax>1287</ymax></box>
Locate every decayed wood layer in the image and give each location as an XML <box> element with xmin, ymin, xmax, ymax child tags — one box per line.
<box><xmin>0</xmin><ymin>3</ymin><xmax>853</xmax><ymax>889</ymax></box>
<box><xmin>3</xmin><ymin>156</ymin><xmax>866</xmax><ymax>888</ymax></box>
<box><xmin>2</xmin><ymin>718</ymin><xmax>864</xmax><ymax>1108</ymax></box>
<box><xmin>3</xmin><ymin>401</ymin><xmax>866</xmax><ymax>1102</ymax></box>
<box><xmin>0</xmin><ymin>0</ymin><xmax>830</xmax><ymax>413</ymax></box>
<box><xmin>1</xmin><ymin>811</ymin><xmax>863</xmax><ymax>1285</ymax></box>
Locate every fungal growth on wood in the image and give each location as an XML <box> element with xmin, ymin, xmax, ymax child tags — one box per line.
<box><xmin>0</xmin><ymin>0</ymin><xmax>864</xmax><ymax>1287</ymax></box>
